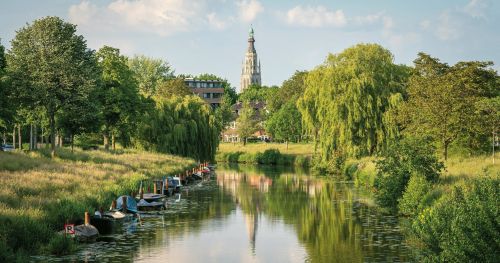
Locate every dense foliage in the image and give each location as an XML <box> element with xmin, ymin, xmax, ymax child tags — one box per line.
<box><xmin>7</xmin><ymin>17</ymin><xmax>99</xmax><ymax>157</ymax></box>
<box><xmin>136</xmin><ymin>95</ymin><xmax>219</xmax><ymax>161</ymax></box>
<box><xmin>265</xmin><ymin>101</ymin><xmax>302</xmax><ymax>146</ymax></box>
<box><xmin>411</xmin><ymin>178</ymin><xmax>499</xmax><ymax>262</ymax></box>
<box><xmin>400</xmin><ymin>53</ymin><xmax>499</xmax><ymax>159</ymax></box>
<box><xmin>374</xmin><ymin>137</ymin><xmax>444</xmax><ymax>209</ymax></box>
<box><xmin>298</xmin><ymin>44</ymin><xmax>410</xmax><ymax>162</ymax></box>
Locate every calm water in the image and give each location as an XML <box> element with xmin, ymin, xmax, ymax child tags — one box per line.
<box><xmin>33</xmin><ymin>165</ymin><xmax>412</xmax><ymax>263</ymax></box>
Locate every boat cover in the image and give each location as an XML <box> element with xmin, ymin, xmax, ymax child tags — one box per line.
<box><xmin>116</xmin><ymin>195</ymin><xmax>138</xmax><ymax>214</ymax></box>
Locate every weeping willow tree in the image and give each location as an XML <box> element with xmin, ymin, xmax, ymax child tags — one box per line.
<box><xmin>136</xmin><ymin>95</ymin><xmax>220</xmax><ymax>161</ymax></box>
<box><xmin>297</xmin><ymin>44</ymin><xmax>409</xmax><ymax>162</ymax></box>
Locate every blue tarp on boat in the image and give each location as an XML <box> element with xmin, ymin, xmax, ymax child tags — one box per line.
<box><xmin>116</xmin><ymin>195</ymin><xmax>138</xmax><ymax>214</ymax></box>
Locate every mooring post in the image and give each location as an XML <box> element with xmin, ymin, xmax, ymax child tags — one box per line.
<box><xmin>153</xmin><ymin>181</ymin><xmax>157</xmax><ymax>194</ymax></box>
<box><xmin>139</xmin><ymin>186</ymin><xmax>144</xmax><ymax>200</ymax></box>
<box><xmin>84</xmin><ymin>211</ymin><xmax>90</xmax><ymax>225</ymax></box>
<box><xmin>122</xmin><ymin>196</ymin><xmax>127</xmax><ymax>213</ymax></box>
<box><xmin>111</xmin><ymin>200</ymin><xmax>117</xmax><ymax>210</ymax></box>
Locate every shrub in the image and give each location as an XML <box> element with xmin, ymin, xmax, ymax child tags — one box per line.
<box><xmin>374</xmin><ymin>137</ymin><xmax>444</xmax><ymax>209</ymax></box>
<box><xmin>259</xmin><ymin>149</ymin><xmax>281</xmax><ymax>164</ymax></box>
<box><xmin>398</xmin><ymin>174</ymin><xmax>432</xmax><ymax>216</ymax></box>
<box><xmin>411</xmin><ymin>178</ymin><xmax>499</xmax><ymax>262</ymax></box>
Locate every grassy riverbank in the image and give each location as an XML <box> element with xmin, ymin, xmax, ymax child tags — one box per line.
<box><xmin>347</xmin><ymin>155</ymin><xmax>499</xmax><ymax>188</ymax></box>
<box><xmin>216</xmin><ymin>142</ymin><xmax>313</xmax><ymax>167</ymax></box>
<box><xmin>0</xmin><ymin>148</ymin><xmax>195</xmax><ymax>261</ymax></box>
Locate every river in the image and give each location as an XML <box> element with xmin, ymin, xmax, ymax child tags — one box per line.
<box><xmin>33</xmin><ymin>164</ymin><xmax>412</xmax><ymax>263</ymax></box>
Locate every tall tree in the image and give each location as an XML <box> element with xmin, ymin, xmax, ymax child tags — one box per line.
<box><xmin>0</xmin><ymin>39</ymin><xmax>12</xmax><ymax>130</ymax></box>
<box><xmin>400</xmin><ymin>53</ymin><xmax>498</xmax><ymax>159</ymax></box>
<box><xmin>96</xmin><ymin>46</ymin><xmax>141</xmax><ymax>150</ymax></box>
<box><xmin>128</xmin><ymin>55</ymin><xmax>173</xmax><ymax>97</ymax></box>
<box><xmin>155</xmin><ymin>78</ymin><xmax>192</xmax><ymax>99</ymax></box>
<box><xmin>236</xmin><ymin>101</ymin><xmax>259</xmax><ymax>145</ymax></box>
<box><xmin>136</xmin><ymin>95</ymin><xmax>219</xmax><ymax>161</ymax></box>
<box><xmin>265</xmin><ymin>101</ymin><xmax>302</xmax><ymax>149</ymax></box>
<box><xmin>58</xmin><ymin>96</ymin><xmax>100</xmax><ymax>152</ymax></box>
<box><xmin>7</xmin><ymin>17</ymin><xmax>99</xmax><ymax>157</ymax></box>
<box><xmin>298</xmin><ymin>44</ymin><xmax>409</xmax><ymax>161</ymax></box>
<box><xmin>268</xmin><ymin>70</ymin><xmax>307</xmax><ymax>112</ymax></box>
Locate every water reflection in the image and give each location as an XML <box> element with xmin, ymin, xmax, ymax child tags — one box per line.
<box><xmin>33</xmin><ymin>164</ymin><xmax>411</xmax><ymax>263</ymax></box>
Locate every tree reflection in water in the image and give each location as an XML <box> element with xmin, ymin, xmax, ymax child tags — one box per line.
<box><xmin>217</xmin><ymin>165</ymin><xmax>411</xmax><ymax>263</ymax></box>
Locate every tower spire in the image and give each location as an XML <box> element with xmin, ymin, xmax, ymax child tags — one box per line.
<box><xmin>241</xmin><ymin>26</ymin><xmax>261</xmax><ymax>92</ymax></box>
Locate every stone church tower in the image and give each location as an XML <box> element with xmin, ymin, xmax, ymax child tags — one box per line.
<box><xmin>240</xmin><ymin>27</ymin><xmax>261</xmax><ymax>91</ymax></box>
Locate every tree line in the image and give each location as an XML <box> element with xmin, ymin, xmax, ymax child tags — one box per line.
<box><xmin>235</xmin><ymin>43</ymin><xmax>498</xmax><ymax>166</ymax></box>
<box><xmin>0</xmin><ymin>16</ymin><xmax>224</xmax><ymax>161</ymax></box>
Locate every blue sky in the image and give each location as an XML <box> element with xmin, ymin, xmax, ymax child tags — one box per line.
<box><xmin>1</xmin><ymin>0</ymin><xmax>499</xmax><ymax>92</ymax></box>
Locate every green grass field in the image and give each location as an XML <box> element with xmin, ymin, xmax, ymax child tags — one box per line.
<box><xmin>218</xmin><ymin>142</ymin><xmax>314</xmax><ymax>156</ymax></box>
<box><xmin>0</xmin><ymin>147</ymin><xmax>195</xmax><ymax>259</ymax></box>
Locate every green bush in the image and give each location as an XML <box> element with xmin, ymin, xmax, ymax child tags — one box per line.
<box><xmin>374</xmin><ymin>137</ymin><xmax>444</xmax><ymax>209</ymax></box>
<box><xmin>411</xmin><ymin>178</ymin><xmax>499</xmax><ymax>262</ymax></box>
<box><xmin>258</xmin><ymin>149</ymin><xmax>281</xmax><ymax>164</ymax></box>
<box><xmin>398</xmin><ymin>174</ymin><xmax>432</xmax><ymax>216</ymax></box>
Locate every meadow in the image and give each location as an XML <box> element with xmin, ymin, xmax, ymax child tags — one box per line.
<box><xmin>0</xmin><ymin>148</ymin><xmax>195</xmax><ymax>260</ymax></box>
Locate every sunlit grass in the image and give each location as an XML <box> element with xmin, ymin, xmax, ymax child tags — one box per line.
<box><xmin>218</xmin><ymin>142</ymin><xmax>314</xmax><ymax>155</ymax></box>
<box><xmin>0</xmin><ymin>147</ymin><xmax>195</xmax><ymax>256</ymax></box>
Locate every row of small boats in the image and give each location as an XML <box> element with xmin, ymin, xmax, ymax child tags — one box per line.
<box><xmin>70</xmin><ymin>164</ymin><xmax>215</xmax><ymax>242</ymax></box>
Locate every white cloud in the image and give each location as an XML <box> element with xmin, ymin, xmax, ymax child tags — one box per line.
<box><xmin>436</xmin><ymin>11</ymin><xmax>461</xmax><ymax>41</ymax></box>
<box><xmin>207</xmin><ymin>12</ymin><xmax>228</xmax><ymax>30</ymax></box>
<box><xmin>420</xmin><ymin>20</ymin><xmax>431</xmax><ymax>30</ymax></box>
<box><xmin>285</xmin><ymin>5</ymin><xmax>346</xmax><ymax>28</ymax></box>
<box><xmin>237</xmin><ymin>0</ymin><xmax>263</xmax><ymax>22</ymax></box>
<box><xmin>463</xmin><ymin>0</ymin><xmax>488</xmax><ymax>18</ymax></box>
<box><xmin>68</xmin><ymin>1</ymin><xmax>98</xmax><ymax>25</ymax></box>
<box><xmin>69</xmin><ymin>0</ymin><xmax>204</xmax><ymax>36</ymax></box>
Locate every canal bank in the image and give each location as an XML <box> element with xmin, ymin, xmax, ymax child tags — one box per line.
<box><xmin>33</xmin><ymin>164</ymin><xmax>412</xmax><ymax>262</ymax></box>
<box><xmin>0</xmin><ymin>148</ymin><xmax>196</xmax><ymax>261</ymax></box>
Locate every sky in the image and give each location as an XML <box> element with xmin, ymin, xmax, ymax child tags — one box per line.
<box><xmin>0</xmin><ymin>0</ymin><xmax>499</xmax><ymax>92</ymax></box>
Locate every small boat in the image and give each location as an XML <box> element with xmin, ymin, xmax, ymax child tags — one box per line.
<box><xmin>137</xmin><ymin>199</ymin><xmax>165</xmax><ymax>211</ymax></box>
<box><xmin>207</xmin><ymin>164</ymin><xmax>216</xmax><ymax>171</ymax></box>
<box><xmin>90</xmin><ymin>214</ymin><xmax>120</xmax><ymax>235</ymax></box>
<box><xmin>74</xmin><ymin>224</ymin><xmax>99</xmax><ymax>242</ymax></box>
<box><xmin>116</xmin><ymin>195</ymin><xmax>138</xmax><ymax>214</ymax></box>
<box><xmin>137</xmin><ymin>193</ymin><xmax>166</xmax><ymax>202</ymax></box>
<box><xmin>171</xmin><ymin>176</ymin><xmax>182</xmax><ymax>193</ymax></box>
<box><xmin>104</xmin><ymin>210</ymin><xmax>128</xmax><ymax>220</ymax></box>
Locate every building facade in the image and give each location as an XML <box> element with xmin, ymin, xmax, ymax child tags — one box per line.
<box><xmin>221</xmin><ymin>101</ymin><xmax>269</xmax><ymax>143</ymax></box>
<box><xmin>184</xmin><ymin>78</ymin><xmax>224</xmax><ymax>108</ymax></box>
<box><xmin>240</xmin><ymin>27</ymin><xmax>261</xmax><ymax>92</ymax></box>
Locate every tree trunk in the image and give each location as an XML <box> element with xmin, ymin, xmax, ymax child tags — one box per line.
<box><xmin>41</xmin><ymin>126</ymin><xmax>44</xmax><ymax>146</ymax></box>
<box><xmin>34</xmin><ymin>124</ymin><xmax>38</xmax><ymax>150</ymax></box>
<box><xmin>30</xmin><ymin>124</ymin><xmax>33</xmax><ymax>151</ymax></box>
<box><xmin>71</xmin><ymin>134</ymin><xmax>74</xmax><ymax>153</ymax></box>
<box><xmin>243</xmin><ymin>137</ymin><xmax>247</xmax><ymax>146</ymax></box>
<box><xmin>18</xmin><ymin>125</ymin><xmax>21</xmax><ymax>150</ymax></box>
<box><xmin>59</xmin><ymin>132</ymin><xmax>63</xmax><ymax>147</ymax></box>
<box><xmin>49</xmin><ymin>114</ymin><xmax>56</xmax><ymax>158</ymax></box>
<box><xmin>12</xmin><ymin>126</ymin><xmax>16</xmax><ymax>150</ymax></box>
<box><xmin>112</xmin><ymin>133</ymin><xmax>116</xmax><ymax>151</ymax></box>
<box><xmin>286</xmin><ymin>140</ymin><xmax>289</xmax><ymax>150</ymax></box>
<box><xmin>103</xmin><ymin>132</ymin><xmax>110</xmax><ymax>150</ymax></box>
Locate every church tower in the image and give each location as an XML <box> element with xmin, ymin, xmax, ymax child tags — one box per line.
<box><xmin>240</xmin><ymin>26</ymin><xmax>261</xmax><ymax>92</ymax></box>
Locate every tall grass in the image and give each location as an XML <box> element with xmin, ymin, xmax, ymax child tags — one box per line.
<box><xmin>0</xmin><ymin>148</ymin><xmax>195</xmax><ymax>259</ymax></box>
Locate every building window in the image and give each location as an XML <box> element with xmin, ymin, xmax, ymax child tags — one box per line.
<box><xmin>212</xmin><ymin>93</ymin><xmax>222</xmax><ymax>98</ymax></box>
<box><xmin>203</xmin><ymin>93</ymin><xmax>210</xmax><ymax>98</ymax></box>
